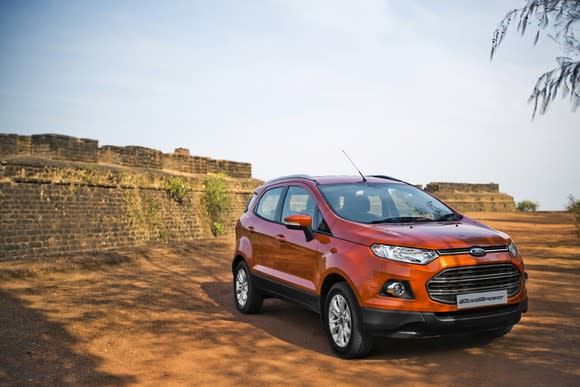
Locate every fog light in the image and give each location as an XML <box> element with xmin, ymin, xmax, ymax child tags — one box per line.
<box><xmin>524</xmin><ymin>272</ymin><xmax>528</xmax><ymax>283</ymax></box>
<box><xmin>387</xmin><ymin>282</ymin><xmax>405</xmax><ymax>297</ymax></box>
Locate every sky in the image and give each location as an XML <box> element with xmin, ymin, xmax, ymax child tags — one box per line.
<box><xmin>0</xmin><ymin>0</ymin><xmax>578</xmax><ymax>210</ymax></box>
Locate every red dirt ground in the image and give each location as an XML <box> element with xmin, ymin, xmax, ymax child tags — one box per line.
<box><xmin>1</xmin><ymin>212</ymin><xmax>579</xmax><ymax>386</ymax></box>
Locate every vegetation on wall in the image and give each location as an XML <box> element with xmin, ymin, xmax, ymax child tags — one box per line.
<box><xmin>162</xmin><ymin>176</ymin><xmax>192</xmax><ymax>204</ymax></box>
<box><xmin>121</xmin><ymin>189</ymin><xmax>166</xmax><ymax>242</ymax></box>
<box><xmin>517</xmin><ymin>200</ymin><xmax>539</xmax><ymax>212</ymax></box>
<box><xmin>202</xmin><ymin>173</ymin><xmax>231</xmax><ymax>236</ymax></box>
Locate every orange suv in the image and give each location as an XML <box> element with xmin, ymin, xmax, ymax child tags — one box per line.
<box><xmin>232</xmin><ymin>175</ymin><xmax>528</xmax><ymax>358</ymax></box>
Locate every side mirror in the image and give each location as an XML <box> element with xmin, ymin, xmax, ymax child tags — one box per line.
<box><xmin>283</xmin><ymin>214</ymin><xmax>314</xmax><ymax>242</ymax></box>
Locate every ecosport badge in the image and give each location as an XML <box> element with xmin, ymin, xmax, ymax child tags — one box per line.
<box><xmin>457</xmin><ymin>290</ymin><xmax>508</xmax><ymax>309</ymax></box>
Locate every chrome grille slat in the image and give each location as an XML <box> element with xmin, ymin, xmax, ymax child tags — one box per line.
<box><xmin>437</xmin><ymin>246</ymin><xmax>509</xmax><ymax>256</ymax></box>
<box><xmin>427</xmin><ymin>264</ymin><xmax>521</xmax><ymax>304</ymax></box>
<box><xmin>428</xmin><ymin>272</ymin><xmax>519</xmax><ymax>283</ymax></box>
<box><xmin>429</xmin><ymin>283</ymin><xmax>520</xmax><ymax>292</ymax></box>
<box><xmin>428</xmin><ymin>284</ymin><xmax>520</xmax><ymax>295</ymax></box>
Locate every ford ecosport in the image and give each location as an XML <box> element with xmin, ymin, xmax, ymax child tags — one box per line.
<box><xmin>232</xmin><ymin>175</ymin><xmax>528</xmax><ymax>358</ymax></box>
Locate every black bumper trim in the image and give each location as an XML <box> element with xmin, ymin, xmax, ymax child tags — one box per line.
<box><xmin>362</xmin><ymin>298</ymin><xmax>527</xmax><ymax>338</ymax></box>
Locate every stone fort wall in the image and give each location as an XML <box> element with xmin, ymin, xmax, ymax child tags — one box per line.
<box><xmin>0</xmin><ymin>133</ymin><xmax>516</xmax><ymax>260</ymax></box>
<box><xmin>0</xmin><ymin>133</ymin><xmax>259</xmax><ymax>261</ymax></box>
<box><xmin>0</xmin><ymin>133</ymin><xmax>251</xmax><ymax>178</ymax></box>
<box><xmin>424</xmin><ymin>182</ymin><xmax>516</xmax><ymax>212</ymax></box>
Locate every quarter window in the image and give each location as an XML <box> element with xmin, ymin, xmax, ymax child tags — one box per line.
<box><xmin>244</xmin><ymin>193</ymin><xmax>257</xmax><ymax>213</ymax></box>
<box><xmin>255</xmin><ymin>187</ymin><xmax>284</xmax><ymax>221</ymax></box>
<box><xmin>315</xmin><ymin>209</ymin><xmax>331</xmax><ymax>233</ymax></box>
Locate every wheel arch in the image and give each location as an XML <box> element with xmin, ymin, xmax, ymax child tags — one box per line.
<box><xmin>319</xmin><ymin>271</ymin><xmax>361</xmax><ymax>327</ymax></box>
<box><xmin>232</xmin><ymin>254</ymin><xmax>246</xmax><ymax>274</ymax></box>
<box><xmin>320</xmin><ymin>270</ymin><xmax>361</xmax><ymax>307</ymax></box>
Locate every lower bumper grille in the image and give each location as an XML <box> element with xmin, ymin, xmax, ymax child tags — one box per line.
<box><xmin>427</xmin><ymin>264</ymin><xmax>521</xmax><ymax>305</ymax></box>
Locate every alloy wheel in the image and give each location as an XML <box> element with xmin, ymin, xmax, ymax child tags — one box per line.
<box><xmin>328</xmin><ymin>294</ymin><xmax>352</xmax><ymax>348</ymax></box>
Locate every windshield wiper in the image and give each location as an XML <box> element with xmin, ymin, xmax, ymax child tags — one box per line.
<box><xmin>435</xmin><ymin>213</ymin><xmax>463</xmax><ymax>221</ymax></box>
<box><xmin>369</xmin><ymin>216</ymin><xmax>435</xmax><ymax>224</ymax></box>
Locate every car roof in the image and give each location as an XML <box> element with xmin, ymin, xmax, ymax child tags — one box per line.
<box><xmin>263</xmin><ymin>175</ymin><xmax>405</xmax><ymax>186</ymax></box>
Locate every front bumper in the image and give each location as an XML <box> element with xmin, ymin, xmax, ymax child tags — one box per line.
<box><xmin>362</xmin><ymin>298</ymin><xmax>528</xmax><ymax>338</ymax></box>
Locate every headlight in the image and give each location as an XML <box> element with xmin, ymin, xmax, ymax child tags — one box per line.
<box><xmin>508</xmin><ymin>241</ymin><xmax>519</xmax><ymax>257</ymax></box>
<box><xmin>371</xmin><ymin>244</ymin><xmax>439</xmax><ymax>265</ymax></box>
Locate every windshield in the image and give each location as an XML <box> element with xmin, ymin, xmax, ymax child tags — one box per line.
<box><xmin>318</xmin><ymin>183</ymin><xmax>460</xmax><ymax>224</ymax></box>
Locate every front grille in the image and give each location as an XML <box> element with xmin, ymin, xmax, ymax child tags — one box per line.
<box><xmin>437</xmin><ymin>245</ymin><xmax>508</xmax><ymax>255</ymax></box>
<box><xmin>427</xmin><ymin>264</ymin><xmax>521</xmax><ymax>305</ymax></box>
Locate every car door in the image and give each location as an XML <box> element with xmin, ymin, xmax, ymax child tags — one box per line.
<box><xmin>250</xmin><ymin>186</ymin><xmax>287</xmax><ymax>275</ymax></box>
<box><xmin>271</xmin><ymin>185</ymin><xmax>322</xmax><ymax>293</ymax></box>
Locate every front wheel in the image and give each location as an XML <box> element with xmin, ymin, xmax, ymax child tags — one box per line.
<box><xmin>325</xmin><ymin>282</ymin><xmax>372</xmax><ymax>359</ymax></box>
<box><xmin>233</xmin><ymin>261</ymin><xmax>263</xmax><ymax>314</ymax></box>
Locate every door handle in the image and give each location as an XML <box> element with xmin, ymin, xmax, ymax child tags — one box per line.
<box><xmin>248</xmin><ymin>226</ymin><xmax>255</xmax><ymax>233</ymax></box>
<box><xmin>275</xmin><ymin>234</ymin><xmax>286</xmax><ymax>242</ymax></box>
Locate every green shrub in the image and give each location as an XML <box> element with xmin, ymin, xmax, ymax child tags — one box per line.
<box><xmin>566</xmin><ymin>195</ymin><xmax>580</xmax><ymax>238</ymax></box>
<box><xmin>202</xmin><ymin>173</ymin><xmax>231</xmax><ymax>236</ymax></box>
<box><xmin>565</xmin><ymin>195</ymin><xmax>580</xmax><ymax>212</ymax></box>
<box><xmin>516</xmin><ymin>200</ymin><xmax>539</xmax><ymax>212</ymax></box>
<box><xmin>211</xmin><ymin>222</ymin><xmax>225</xmax><ymax>236</ymax></box>
<box><xmin>148</xmin><ymin>198</ymin><xmax>159</xmax><ymax>216</ymax></box>
<box><xmin>163</xmin><ymin>176</ymin><xmax>191</xmax><ymax>204</ymax></box>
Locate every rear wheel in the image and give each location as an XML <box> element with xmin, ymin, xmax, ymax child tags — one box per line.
<box><xmin>233</xmin><ymin>261</ymin><xmax>263</xmax><ymax>314</ymax></box>
<box><xmin>325</xmin><ymin>282</ymin><xmax>372</xmax><ymax>359</ymax></box>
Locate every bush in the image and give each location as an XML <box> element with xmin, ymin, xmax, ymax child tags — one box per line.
<box><xmin>202</xmin><ymin>173</ymin><xmax>231</xmax><ymax>236</ymax></box>
<box><xmin>163</xmin><ymin>176</ymin><xmax>191</xmax><ymax>204</ymax></box>
<box><xmin>211</xmin><ymin>222</ymin><xmax>225</xmax><ymax>236</ymax></box>
<box><xmin>516</xmin><ymin>200</ymin><xmax>539</xmax><ymax>212</ymax></box>
<box><xmin>565</xmin><ymin>195</ymin><xmax>580</xmax><ymax>212</ymax></box>
<box><xmin>566</xmin><ymin>195</ymin><xmax>580</xmax><ymax>239</ymax></box>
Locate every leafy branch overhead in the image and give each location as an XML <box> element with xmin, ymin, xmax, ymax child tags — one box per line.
<box><xmin>491</xmin><ymin>0</ymin><xmax>580</xmax><ymax>118</ymax></box>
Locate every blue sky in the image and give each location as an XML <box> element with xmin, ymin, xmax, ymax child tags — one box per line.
<box><xmin>0</xmin><ymin>0</ymin><xmax>578</xmax><ymax>210</ymax></box>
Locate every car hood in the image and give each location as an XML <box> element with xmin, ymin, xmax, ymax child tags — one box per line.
<box><xmin>334</xmin><ymin>217</ymin><xmax>510</xmax><ymax>250</ymax></box>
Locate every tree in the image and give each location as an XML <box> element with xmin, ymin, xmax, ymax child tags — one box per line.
<box><xmin>565</xmin><ymin>194</ymin><xmax>580</xmax><ymax>238</ymax></box>
<box><xmin>517</xmin><ymin>199</ymin><xmax>539</xmax><ymax>211</ymax></box>
<box><xmin>491</xmin><ymin>0</ymin><xmax>580</xmax><ymax>118</ymax></box>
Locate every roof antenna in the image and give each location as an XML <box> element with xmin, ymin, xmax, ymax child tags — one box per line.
<box><xmin>342</xmin><ymin>150</ymin><xmax>367</xmax><ymax>182</ymax></box>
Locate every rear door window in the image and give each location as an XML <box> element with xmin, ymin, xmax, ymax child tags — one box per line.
<box><xmin>255</xmin><ymin>187</ymin><xmax>284</xmax><ymax>222</ymax></box>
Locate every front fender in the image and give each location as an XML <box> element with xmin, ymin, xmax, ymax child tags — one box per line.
<box><xmin>234</xmin><ymin>235</ymin><xmax>254</xmax><ymax>270</ymax></box>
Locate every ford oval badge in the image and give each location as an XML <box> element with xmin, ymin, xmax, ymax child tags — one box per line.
<box><xmin>469</xmin><ymin>247</ymin><xmax>486</xmax><ymax>257</ymax></box>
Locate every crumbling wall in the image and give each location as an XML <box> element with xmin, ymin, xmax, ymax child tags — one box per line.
<box><xmin>0</xmin><ymin>159</ymin><xmax>259</xmax><ymax>260</ymax></box>
<box><xmin>0</xmin><ymin>133</ymin><xmax>260</xmax><ymax>260</ymax></box>
<box><xmin>0</xmin><ymin>133</ymin><xmax>252</xmax><ymax>178</ymax></box>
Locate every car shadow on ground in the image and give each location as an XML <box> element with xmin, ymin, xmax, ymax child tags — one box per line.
<box><xmin>0</xmin><ymin>289</ymin><xmax>135</xmax><ymax>386</ymax></box>
<box><xmin>202</xmin><ymin>281</ymin><xmax>497</xmax><ymax>359</ymax></box>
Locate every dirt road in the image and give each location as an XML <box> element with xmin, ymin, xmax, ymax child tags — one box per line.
<box><xmin>1</xmin><ymin>212</ymin><xmax>579</xmax><ymax>386</ymax></box>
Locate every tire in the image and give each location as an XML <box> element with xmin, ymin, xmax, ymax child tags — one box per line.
<box><xmin>233</xmin><ymin>261</ymin><xmax>263</xmax><ymax>314</ymax></box>
<box><xmin>324</xmin><ymin>282</ymin><xmax>373</xmax><ymax>359</ymax></box>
